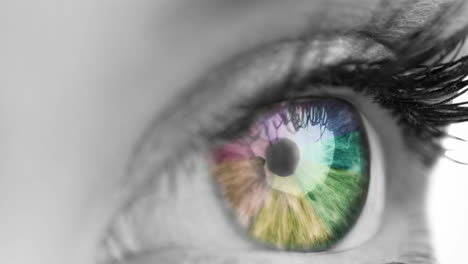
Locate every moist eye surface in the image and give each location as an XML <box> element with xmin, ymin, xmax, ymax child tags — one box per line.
<box><xmin>211</xmin><ymin>97</ymin><xmax>370</xmax><ymax>251</ymax></box>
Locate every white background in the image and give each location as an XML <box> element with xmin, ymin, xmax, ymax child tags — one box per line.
<box><xmin>428</xmin><ymin>93</ymin><xmax>468</xmax><ymax>263</ymax></box>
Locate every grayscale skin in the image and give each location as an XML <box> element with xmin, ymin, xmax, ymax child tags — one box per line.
<box><xmin>3</xmin><ymin>1</ymin><xmax>468</xmax><ymax>264</ymax></box>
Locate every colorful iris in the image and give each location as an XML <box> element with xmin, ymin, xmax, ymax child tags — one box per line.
<box><xmin>211</xmin><ymin>98</ymin><xmax>369</xmax><ymax>251</ymax></box>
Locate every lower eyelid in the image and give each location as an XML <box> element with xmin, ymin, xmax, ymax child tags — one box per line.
<box><xmin>100</xmin><ymin>96</ymin><xmax>385</xmax><ymax>261</ymax></box>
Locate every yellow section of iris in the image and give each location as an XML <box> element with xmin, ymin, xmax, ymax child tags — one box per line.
<box><xmin>249</xmin><ymin>188</ymin><xmax>332</xmax><ymax>249</ymax></box>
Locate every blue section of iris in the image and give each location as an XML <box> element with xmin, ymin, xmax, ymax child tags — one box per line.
<box><xmin>296</xmin><ymin>98</ymin><xmax>367</xmax><ymax>173</ymax></box>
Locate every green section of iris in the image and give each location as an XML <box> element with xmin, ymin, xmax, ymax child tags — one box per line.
<box><xmin>306</xmin><ymin>131</ymin><xmax>369</xmax><ymax>247</ymax></box>
<box><xmin>250</xmin><ymin>131</ymin><xmax>369</xmax><ymax>250</ymax></box>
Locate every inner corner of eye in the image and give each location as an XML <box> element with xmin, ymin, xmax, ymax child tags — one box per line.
<box><xmin>209</xmin><ymin>97</ymin><xmax>376</xmax><ymax>252</ymax></box>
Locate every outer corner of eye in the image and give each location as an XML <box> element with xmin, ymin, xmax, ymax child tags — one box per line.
<box><xmin>210</xmin><ymin>96</ymin><xmax>386</xmax><ymax>253</ymax></box>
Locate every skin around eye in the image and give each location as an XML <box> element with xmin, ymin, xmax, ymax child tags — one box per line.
<box><xmin>94</xmin><ymin>8</ymin><xmax>460</xmax><ymax>260</ymax></box>
<box><xmin>210</xmin><ymin>98</ymin><xmax>370</xmax><ymax>251</ymax></box>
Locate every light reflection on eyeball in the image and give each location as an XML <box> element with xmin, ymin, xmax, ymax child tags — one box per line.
<box><xmin>211</xmin><ymin>98</ymin><xmax>370</xmax><ymax>251</ymax></box>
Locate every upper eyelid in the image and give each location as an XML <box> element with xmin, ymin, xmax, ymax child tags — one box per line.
<box><xmin>120</xmin><ymin>33</ymin><xmax>394</xmax><ymax>201</ymax></box>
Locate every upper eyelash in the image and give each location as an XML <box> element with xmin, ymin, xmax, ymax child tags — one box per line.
<box><xmin>261</xmin><ymin>102</ymin><xmax>331</xmax><ymax>136</ymax></box>
<box><xmin>286</xmin><ymin>30</ymin><xmax>468</xmax><ymax>164</ymax></box>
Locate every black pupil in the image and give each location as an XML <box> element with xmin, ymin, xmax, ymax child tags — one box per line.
<box><xmin>265</xmin><ymin>138</ymin><xmax>300</xmax><ymax>177</ymax></box>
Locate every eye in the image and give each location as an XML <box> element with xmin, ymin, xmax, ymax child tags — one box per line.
<box><xmin>97</xmin><ymin>29</ymin><xmax>468</xmax><ymax>263</ymax></box>
<box><xmin>97</xmin><ymin>89</ymin><xmax>387</xmax><ymax>263</ymax></box>
<box><xmin>211</xmin><ymin>98</ymin><xmax>370</xmax><ymax>251</ymax></box>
